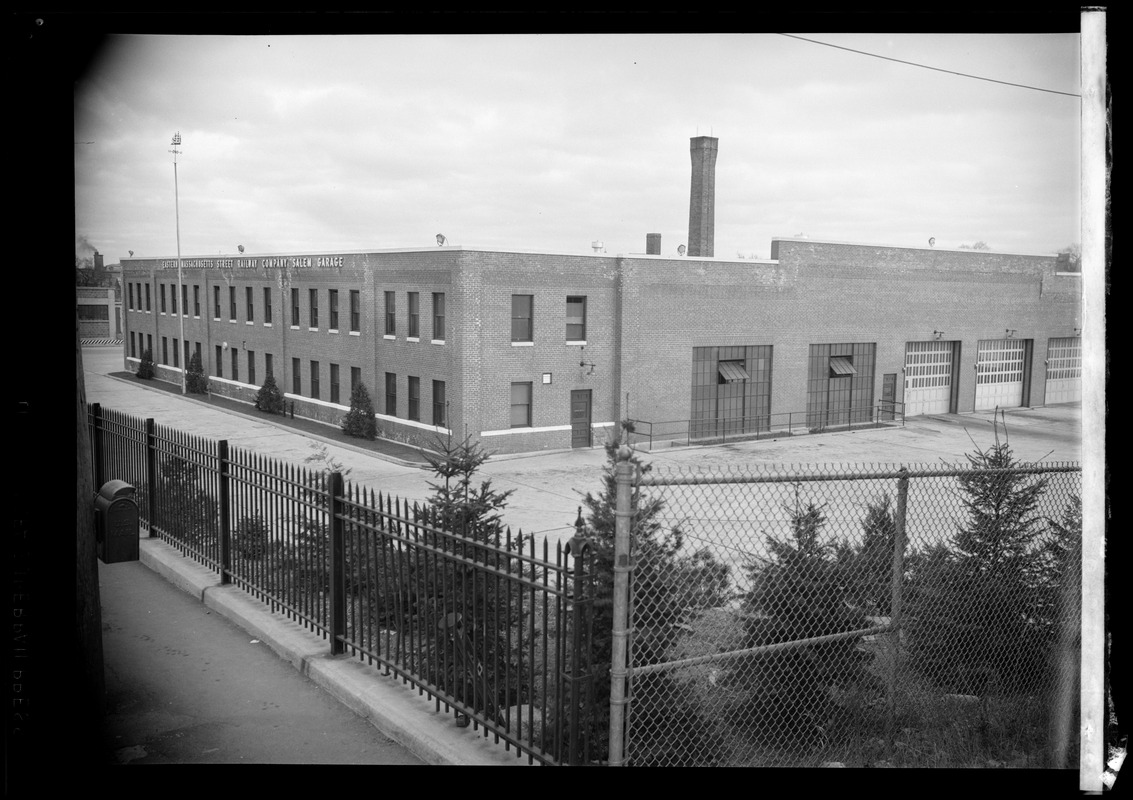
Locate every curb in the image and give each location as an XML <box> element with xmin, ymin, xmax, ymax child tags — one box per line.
<box><xmin>138</xmin><ymin>536</ymin><xmax>529</xmax><ymax>766</ymax></box>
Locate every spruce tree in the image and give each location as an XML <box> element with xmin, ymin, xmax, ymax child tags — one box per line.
<box><xmin>137</xmin><ymin>347</ymin><xmax>155</xmax><ymax>379</ymax></box>
<box><xmin>185</xmin><ymin>350</ymin><xmax>208</xmax><ymax>394</ymax></box>
<box><xmin>254</xmin><ymin>373</ymin><xmax>285</xmax><ymax>414</ymax></box>
<box><xmin>341</xmin><ymin>382</ymin><xmax>378</xmax><ymax>440</ymax></box>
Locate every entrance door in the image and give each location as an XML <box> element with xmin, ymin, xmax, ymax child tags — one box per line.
<box><xmin>570</xmin><ymin>390</ymin><xmax>592</xmax><ymax>448</ymax></box>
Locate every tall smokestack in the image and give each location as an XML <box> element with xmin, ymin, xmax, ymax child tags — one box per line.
<box><xmin>646</xmin><ymin>233</ymin><xmax>661</xmax><ymax>255</ymax></box>
<box><xmin>687</xmin><ymin>136</ymin><xmax>718</xmax><ymax>258</ymax></box>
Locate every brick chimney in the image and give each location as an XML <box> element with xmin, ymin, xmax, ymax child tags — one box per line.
<box><xmin>646</xmin><ymin>233</ymin><xmax>661</xmax><ymax>255</ymax></box>
<box><xmin>687</xmin><ymin>136</ymin><xmax>718</xmax><ymax>257</ymax></box>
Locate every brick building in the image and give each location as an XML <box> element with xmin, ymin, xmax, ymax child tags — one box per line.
<box><xmin>119</xmin><ymin>138</ymin><xmax>1081</xmax><ymax>454</ymax></box>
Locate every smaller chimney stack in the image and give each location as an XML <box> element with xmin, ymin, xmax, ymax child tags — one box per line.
<box><xmin>646</xmin><ymin>233</ymin><xmax>661</xmax><ymax>255</ymax></box>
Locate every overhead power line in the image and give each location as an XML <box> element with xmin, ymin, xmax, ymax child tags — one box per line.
<box><xmin>779</xmin><ymin>33</ymin><xmax>1081</xmax><ymax>98</ymax></box>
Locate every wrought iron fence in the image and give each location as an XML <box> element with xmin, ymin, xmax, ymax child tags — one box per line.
<box><xmin>627</xmin><ymin>402</ymin><xmax>904</xmax><ymax>450</ymax></box>
<box><xmin>86</xmin><ymin>402</ymin><xmax>598</xmax><ymax>765</ymax></box>
<box><xmin>612</xmin><ymin>456</ymin><xmax>1082</xmax><ymax>768</ymax></box>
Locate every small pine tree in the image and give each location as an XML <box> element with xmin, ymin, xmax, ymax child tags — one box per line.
<box><xmin>254</xmin><ymin>373</ymin><xmax>285</xmax><ymax>414</ymax></box>
<box><xmin>341</xmin><ymin>382</ymin><xmax>378</xmax><ymax>440</ymax></box>
<box><xmin>137</xmin><ymin>347</ymin><xmax>155</xmax><ymax>379</ymax></box>
<box><xmin>185</xmin><ymin>350</ymin><xmax>209</xmax><ymax>394</ymax></box>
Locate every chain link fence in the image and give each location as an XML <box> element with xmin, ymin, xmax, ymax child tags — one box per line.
<box><xmin>619</xmin><ymin>456</ymin><xmax>1082</xmax><ymax>768</ymax></box>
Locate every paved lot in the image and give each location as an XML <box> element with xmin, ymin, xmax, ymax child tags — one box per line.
<box><xmin>80</xmin><ymin>345</ymin><xmax>1083</xmax><ymax>551</ymax></box>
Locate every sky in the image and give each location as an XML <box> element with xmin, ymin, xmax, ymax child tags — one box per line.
<box><xmin>73</xmin><ymin>30</ymin><xmax>1083</xmax><ymax>265</ymax></box>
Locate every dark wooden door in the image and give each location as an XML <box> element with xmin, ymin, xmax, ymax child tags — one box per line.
<box><xmin>571</xmin><ymin>390</ymin><xmax>592</xmax><ymax>448</ymax></box>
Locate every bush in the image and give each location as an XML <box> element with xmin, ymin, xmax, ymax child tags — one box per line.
<box><xmin>341</xmin><ymin>382</ymin><xmax>377</xmax><ymax>440</ymax></box>
<box><xmin>185</xmin><ymin>350</ymin><xmax>209</xmax><ymax>394</ymax></box>
<box><xmin>137</xmin><ymin>348</ymin><xmax>155</xmax><ymax>379</ymax></box>
<box><xmin>254</xmin><ymin>373</ymin><xmax>285</xmax><ymax>414</ymax></box>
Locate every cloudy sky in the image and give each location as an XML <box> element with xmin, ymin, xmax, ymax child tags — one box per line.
<box><xmin>73</xmin><ymin>30</ymin><xmax>1082</xmax><ymax>265</ymax></box>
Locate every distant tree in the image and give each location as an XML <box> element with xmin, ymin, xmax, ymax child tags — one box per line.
<box><xmin>341</xmin><ymin>382</ymin><xmax>378</xmax><ymax>440</ymax></box>
<box><xmin>185</xmin><ymin>350</ymin><xmax>208</xmax><ymax>394</ymax></box>
<box><xmin>137</xmin><ymin>348</ymin><xmax>155</xmax><ymax>379</ymax></box>
<box><xmin>959</xmin><ymin>241</ymin><xmax>992</xmax><ymax>251</ymax></box>
<box><xmin>254</xmin><ymin>374</ymin><xmax>285</xmax><ymax>414</ymax></box>
<box><xmin>838</xmin><ymin>493</ymin><xmax>899</xmax><ymax>616</ymax></box>
<box><xmin>1056</xmin><ymin>244</ymin><xmax>1081</xmax><ymax>272</ymax></box>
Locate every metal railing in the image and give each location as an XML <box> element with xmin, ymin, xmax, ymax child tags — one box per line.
<box><xmin>627</xmin><ymin>402</ymin><xmax>904</xmax><ymax>450</ymax></box>
<box><xmin>87</xmin><ymin>402</ymin><xmax>598</xmax><ymax>765</ymax></box>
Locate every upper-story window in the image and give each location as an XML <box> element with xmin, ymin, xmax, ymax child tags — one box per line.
<box><xmin>511</xmin><ymin>295</ymin><xmax>533</xmax><ymax>343</ymax></box>
<box><xmin>350</xmin><ymin>290</ymin><xmax>360</xmax><ymax>333</ymax></box>
<box><xmin>408</xmin><ymin>292</ymin><xmax>420</xmax><ymax>338</ymax></box>
<box><xmin>384</xmin><ymin>291</ymin><xmax>396</xmax><ymax>335</ymax></box>
<box><xmin>309</xmin><ymin>289</ymin><xmax>319</xmax><ymax>328</ymax></box>
<box><xmin>433</xmin><ymin>292</ymin><xmax>446</xmax><ymax>341</ymax></box>
<box><xmin>566</xmin><ymin>296</ymin><xmax>587</xmax><ymax>341</ymax></box>
<box><xmin>329</xmin><ymin>289</ymin><xmax>339</xmax><ymax>330</ymax></box>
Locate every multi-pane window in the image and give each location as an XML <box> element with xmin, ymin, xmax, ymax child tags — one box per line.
<box><xmin>385</xmin><ymin>372</ymin><xmax>397</xmax><ymax>416</ymax></box>
<box><xmin>384</xmin><ymin>291</ymin><xmax>396</xmax><ymax>335</ymax></box>
<box><xmin>170</xmin><ymin>284</ymin><xmax>178</xmax><ymax>315</ymax></box>
<box><xmin>231</xmin><ymin>349</ymin><xmax>239</xmax><ymax>382</ymax></box>
<box><xmin>263</xmin><ymin>287</ymin><xmax>272</xmax><ymax>324</ymax></box>
<box><xmin>511</xmin><ymin>295</ymin><xmax>533</xmax><ymax>342</ymax></box>
<box><xmin>182</xmin><ymin>284</ymin><xmax>189</xmax><ymax>316</ymax></box>
<box><xmin>160</xmin><ymin>284</ymin><xmax>167</xmax><ymax>313</ymax></box>
<box><xmin>292</xmin><ymin>358</ymin><xmax>301</xmax><ymax>395</ymax></box>
<box><xmin>291</xmin><ymin>288</ymin><xmax>300</xmax><ymax>327</ymax></box>
<box><xmin>229</xmin><ymin>287</ymin><xmax>237</xmax><ymax>321</ymax></box>
<box><xmin>128</xmin><ymin>283</ymin><xmax>135</xmax><ymax>310</ymax></box>
<box><xmin>408</xmin><ymin>292</ymin><xmax>420</xmax><ymax>338</ymax></box>
<box><xmin>248</xmin><ymin>350</ymin><xmax>256</xmax><ymax>386</ymax></box>
<box><xmin>351</xmin><ymin>366</ymin><xmax>362</xmax><ymax>396</ymax></box>
<box><xmin>193</xmin><ymin>285</ymin><xmax>201</xmax><ymax>317</ymax></box>
<box><xmin>145</xmin><ymin>284</ymin><xmax>151</xmax><ymax>311</ymax></box>
<box><xmin>330</xmin><ymin>363</ymin><xmax>340</xmax><ymax>404</ymax></box>
<box><xmin>214</xmin><ymin>286</ymin><xmax>221</xmax><ymax>319</ymax></box>
<box><xmin>690</xmin><ymin>346</ymin><xmax>774</xmax><ymax>439</ymax></box>
<box><xmin>433</xmin><ymin>292</ymin><xmax>446</xmax><ymax>341</ymax></box>
<box><xmin>215</xmin><ymin>345</ymin><xmax>223</xmax><ymax>378</ymax></box>
<box><xmin>310</xmin><ymin>361</ymin><xmax>320</xmax><ymax>399</ymax></box>
<box><xmin>309</xmin><ymin>289</ymin><xmax>319</xmax><ymax>328</ymax></box>
<box><xmin>433</xmin><ymin>380</ymin><xmax>446</xmax><ymax>426</ymax></box>
<box><xmin>246</xmin><ymin>286</ymin><xmax>254</xmax><ymax>323</ymax></box>
<box><xmin>566</xmin><ymin>296</ymin><xmax>586</xmax><ymax>341</ymax></box>
<box><xmin>329</xmin><ymin>289</ymin><xmax>339</xmax><ymax>330</ymax></box>
<box><xmin>510</xmin><ymin>382</ymin><xmax>533</xmax><ymax>427</ymax></box>
<box><xmin>408</xmin><ymin>376</ymin><xmax>420</xmax><ymax>421</ymax></box>
<box><xmin>806</xmin><ymin>342</ymin><xmax>876</xmax><ymax>428</ymax></box>
<box><xmin>350</xmin><ymin>290</ymin><xmax>360</xmax><ymax>332</ymax></box>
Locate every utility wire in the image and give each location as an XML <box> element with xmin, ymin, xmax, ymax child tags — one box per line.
<box><xmin>779</xmin><ymin>33</ymin><xmax>1081</xmax><ymax>98</ymax></box>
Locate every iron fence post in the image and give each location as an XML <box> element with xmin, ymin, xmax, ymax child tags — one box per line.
<box><xmin>887</xmin><ymin>466</ymin><xmax>909</xmax><ymax>755</ymax></box>
<box><xmin>566</xmin><ymin>509</ymin><xmax>593</xmax><ymax>765</ymax></box>
<box><xmin>144</xmin><ymin>418</ymin><xmax>156</xmax><ymax>532</ymax></box>
<box><xmin>608</xmin><ymin>446</ymin><xmax>634</xmax><ymax>766</ymax></box>
<box><xmin>90</xmin><ymin>403</ymin><xmax>104</xmax><ymax>492</ymax></box>
<box><xmin>218</xmin><ymin>440</ymin><xmax>231</xmax><ymax>585</ymax></box>
<box><xmin>328</xmin><ymin>471</ymin><xmax>346</xmax><ymax>655</ymax></box>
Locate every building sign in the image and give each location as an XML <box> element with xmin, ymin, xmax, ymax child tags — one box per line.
<box><xmin>155</xmin><ymin>256</ymin><xmax>346</xmax><ymax>270</ymax></box>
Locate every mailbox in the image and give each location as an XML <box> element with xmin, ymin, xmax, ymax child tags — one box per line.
<box><xmin>95</xmin><ymin>480</ymin><xmax>140</xmax><ymax>564</ymax></box>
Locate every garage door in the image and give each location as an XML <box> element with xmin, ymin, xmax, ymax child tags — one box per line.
<box><xmin>975</xmin><ymin>339</ymin><xmax>1026</xmax><ymax>411</ymax></box>
<box><xmin>904</xmin><ymin>340</ymin><xmax>954</xmax><ymax>416</ymax></box>
<box><xmin>1044</xmin><ymin>337</ymin><xmax>1082</xmax><ymax>404</ymax></box>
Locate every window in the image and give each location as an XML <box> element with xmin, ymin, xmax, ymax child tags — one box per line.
<box><xmin>566</xmin><ymin>296</ymin><xmax>587</xmax><ymax>341</ymax></box>
<box><xmin>216</xmin><ymin>345</ymin><xmax>223</xmax><ymax>378</ymax></box>
<box><xmin>248</xmin><ymin>350</ymin><xmax>256</xmax><ymax>386</ymax></box>
<box><xmin>329</xmin><ymin>289</ymin><xmax>339</xmax><ymax>330</ymax></box>
<box><xmin>291</xmin><ymin>288</ymin><xmax>300</xmax><ymax>327</ymax></box>
<box><xmin>171</xmin><ymin>284</ymin><xmax>178</xmax><ymax>315</ymax></box>
<box><xmin>408</xmin><ymin>292</ymin><xmax>419</xmax><ymax>338</ymax></box>
<box><xmin>384</xmin><ymin>291</ymin><xmax>396</xmax><ymax>335</ymax></box>
<box><xmin>351</xmin><ymin>366</ymin><xmax>362</xmax><ymax>395</ymax></box>
<box><xmin>510</xmin><ymin>382</ymin><xmax>532</xmax><ymax>427</ymax></box>
<box><xmin>147</xmin><ymin>334</ymin><xmax>153</xmax><ymax>356</ymax></box>
<box><xmin>330</xmin><ymin>363</ymin><xmax>340</xmax><ymax>404</ymax></box>
<box><xmin>309</xmin><ymin>289</ymin><xmax>319</xmax><ymax>328</ymax></box>
<box><xmin>214</xmin><ymin>286</ymin><xmax>221</xmax><ymax>319</ymax></box>
<box><xmin>173</xmin><ymin>338</ymin><xmax>180</xmax><ymax>368</ymax></box>
<box><xmin>433</xmin><ymin>380</ymin><xmax>446</xmax><ymax>426</ymax></box>
<box><xmin>408</xmin><ymin>376</ymin><xmax>420</xmax><ymax>421</ymax></box>
<box><xmin>246</xmin><ymin>287</ymin><xmax>254</xmax><ymax>323</ymax></box>
<box><xmin>160</xmin><ymin>284</ymin><xmax>167</xmax><ymax>313</ymax></box>
<box><xmin>265</xmin><ymin>353</ymin><xmax>273</xmax><ymax>378</ymax></box>
<box><xmin>145</xmin><ymin>284</ymin><xmax>151</xmax><ymax>311</ymax></box>
<box><xmin>310</xmin><ymin>360</ymin><xmax>320</xmax><ymax>399</ymax></box>
<box><xmin>184</xmin><ymin>340</ymin><xmax>191</xmax><ymax>370</ymax></box>
<box><xmin>263</xmin><ymin>287</ymin><xmax>272</xmax><ymax>324</ymax></box>
<box><xmin>78</xmin><ymin>305</ymin><xmax>108</xmax><ymax>320</ymax></box>
<box><xmin>194</xmin><ymin>341</ymin><xmax>201</xmax><ymax>365</ymax></box>
<box><xmin>130</xmin><ymin>333</ymin><xmax>136</xmax><ymax>358</ymax></box>
<box><xmin>433</xmin><ymin>292</ymin><xmax>445</xmax><ymax>341</ymax></box>
<box><xmin>350</xmin><ymin>290</ymin><xmax>360</xmax><ymax>332</ymax></box>
<box><xmin>231</xmin><ymin>349</ymin><xmax>239</xmax><ymax>382</ymax></box>
<box><xmin>182</xmin><ymin>285</ymin><xmax>189</xmax><ymax>316</ymax></box>
<box><xmin>229</xmin><ymin>286</ymin><xmax>237</xmax><ymax>321</ymax></box>
<box><xmin>128</xmin><ymin>283</ymin><xmax>134</xmax><ymax>310</ymax></box>
<box><xmin>292</xmin><ymin>358</ymin><xmax>301</xmax><ymax>395</ymax></box>
<box><xmin>385</xmin><ymin>372</ymin><xmax>397</xmax><ymax>416</ymax></box>
<box><xmin>162</xmin><ymin>336</ymin><xmax>168</xmax><ymax>365</ymax></box>
<box><xmin>193</xmin><ymin>285</ymin><xmax>201</xmax><ymax>317</ymax></box>
<box><xmin>511</xmin><ymin>295</ymin><xmax>533</xmax><ymax>342</ymax></box>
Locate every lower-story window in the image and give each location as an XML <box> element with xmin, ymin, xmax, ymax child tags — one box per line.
<box><xmin>510</xmin><ymin>382</ymin><xmax>532</xmax><ymax>428</ymax></box>
<box><xmin>433</xmin><ymin>380</ymin><xmax>446</xmax><ymax>426</ymax></box>
<box><xmin>408</xmin><ymin>376</ymin><xmax>420</xmax><ymax>421</ymax></box>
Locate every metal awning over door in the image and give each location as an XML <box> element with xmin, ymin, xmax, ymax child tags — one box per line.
<box><xmin>717</xmin><ymin>361</ymin><xmax>750</xmax><ymax>383</ymax></box>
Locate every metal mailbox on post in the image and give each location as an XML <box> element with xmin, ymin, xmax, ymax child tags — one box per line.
<box><xmin>95</xmin><ymin>480</ymin><xmax>140</xmax><ymax>564</ymax></box>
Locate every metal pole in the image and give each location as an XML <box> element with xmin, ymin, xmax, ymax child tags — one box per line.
<box><xmin>887</xmin><ymin>467</ymin><xmax>909</xmax><ymax>756</ymax></box>
<box><xmin>607</xmin><ymin>446</ymin><xmax>634</xmax><ymax>766</ymax></box>
<box><xmin>171</xmin><ymin>132</ymin><xmax>186</xmax><ymax>394</ymax></box>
